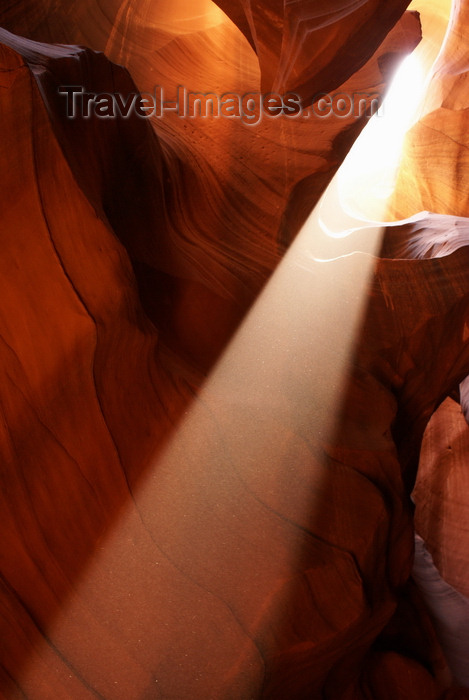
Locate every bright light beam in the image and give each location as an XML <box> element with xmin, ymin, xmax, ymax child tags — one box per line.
<box><xmin>20</xmin><ymin>50</ymin><xmax>429</xmax><ymax>697</ymax></box>
<box><xmin>337</xmin><ymin>51</ymin><xmax>426</xmax><ymax>222</ymax></box>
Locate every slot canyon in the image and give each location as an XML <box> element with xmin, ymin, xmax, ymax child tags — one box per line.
<box><xmin>0</xmin><ymin>0</ymin><xmax>469</xmax><ymax>698</ymax></box>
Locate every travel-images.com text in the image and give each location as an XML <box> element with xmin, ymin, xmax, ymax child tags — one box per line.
<box><xmin>58</xmin><ymin>86</ymin><xmax>383</xmax><ymax>125</ymax></box>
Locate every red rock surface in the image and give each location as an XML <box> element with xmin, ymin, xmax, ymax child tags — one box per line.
<box><xmin>0</xmin><ymin>1</ymin><xmax>468</xmax><ymax>699</ymax></box>
<box><xmin>212</xmin><ymin>0</ymin><xmax>418</xmax><ymax>100</ymax></box>
<box><xmin>388</xmin><ymin>0</ymin><xmax>469</xmax><ymax>687</ymax></box>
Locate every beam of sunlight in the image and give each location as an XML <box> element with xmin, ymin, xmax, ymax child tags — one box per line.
<box><xmin>338</xmin><ymin>51</ymin><xmax>427</xmax><ymax>221</ymax></box>
<box><xmin>18</xmin><ymin>49</ymin><xmax>432</xmax><ymax>696</ymax></box>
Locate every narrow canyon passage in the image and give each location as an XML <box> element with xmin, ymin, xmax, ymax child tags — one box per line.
<box><xmin>0</xmin><ymin>1</ymin><xmax>468</xmax><ymax>698</ymax></box>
